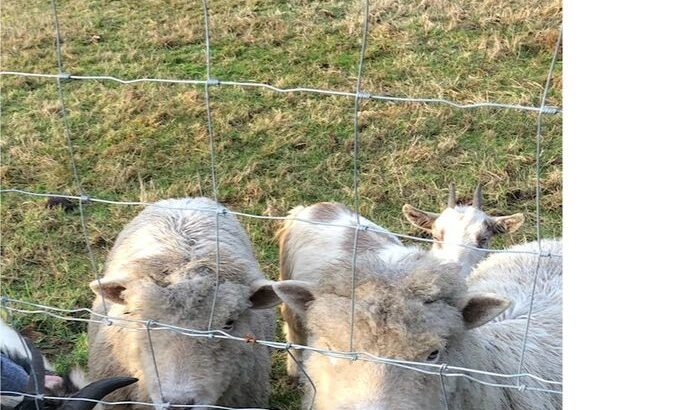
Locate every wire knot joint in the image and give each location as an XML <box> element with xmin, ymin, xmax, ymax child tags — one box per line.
<box><xmin>541</xmin><ymin>105</ymin><xmax>559</xmax><ymax>115</ymax></box>
<box><xmin>244</xmin><ymin>333</ymin><xmax>257</xmax><ymax>344</ymax></box>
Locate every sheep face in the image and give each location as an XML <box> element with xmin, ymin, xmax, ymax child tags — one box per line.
<box><xmin>274</xmin><ymin>258</ymin><xmax>509</xmax><ymax>410</ymax></box>
<box><xmin>90</xmin><ymin>271</ymin><xmax>278</xmax><ymax>408</ymax></box>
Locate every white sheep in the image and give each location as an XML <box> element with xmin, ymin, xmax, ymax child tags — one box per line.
<box><xmin>277</xmin><ymin>202</ymin><xmax>419</xmax><ymax>380</ymax></box>
<box><xmin>276</xmin><ymin>202</ymin><xmax>561</xmax><ymax>409</ymax></box>
<box><xmin>87</xmin><ymin>197</ymin><xmax>281</xmax><ymax>409</ymax></box>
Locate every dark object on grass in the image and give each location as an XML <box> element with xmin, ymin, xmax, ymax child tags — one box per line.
<box><xmin>45</xmin><ymin>197</ymin><xmax>77</xmax><ymax>211</ymax></box>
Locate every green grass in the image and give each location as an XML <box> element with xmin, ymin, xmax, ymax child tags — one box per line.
<box><xmin>1</xmin><ymin>1</ymin><xmax>561</xmax><ymax>408</ymax></box>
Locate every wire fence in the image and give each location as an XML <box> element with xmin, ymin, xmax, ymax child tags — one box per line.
<box><xmin>0</xmin><ymin>298</ymin><xmax>562</xmax><ymax>393</ymax></box>
<box><xmin>0</xmin><ymin>0</ymin><xmax>562</xmax><ymax>409</ymax></box>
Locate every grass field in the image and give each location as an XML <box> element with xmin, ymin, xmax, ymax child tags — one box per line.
<box><xmin>1</xmin><ymin>0</ymin><xmax>561</xmax><ymax>408</ymax></box>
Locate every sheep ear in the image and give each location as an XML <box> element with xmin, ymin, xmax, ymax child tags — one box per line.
<box><xmin>492</xmin><ymin>213</ymin><xmax>525</xmax><ymax>234</ymax></box>
<box><xmin>249</xmin><ymin>280</ymin><xmax>282</xmax><ymax>309</ymax></box>
<box><xmin>402</xmin><ymin>204</ymin><xmax>439</xmax><ymax>232</ymax></box>
<box><xmin>462</xmin><ymin>293</ymin><xmax>510</xmax><ymax>329</ymax></box>
<box><xmin>89</xmin><ymin>278</ymin><xmax>127</xmax><ymax>305</ymax></box>
<box><xmin>272</xmin><ymin>280</ymin><xmax>315</xmax><ymax>317</ymax></box>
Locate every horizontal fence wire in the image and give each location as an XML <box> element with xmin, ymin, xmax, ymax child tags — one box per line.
<box><xmin>0</xmin><ymin>297</ymin><xmax>563</xmax><ymax>395</ymax></box>
<box><xmin>0</xmin><ymin>71</ymin><xmax>561</xmax><ymax>114</ymax></box>
<box><xmin>0</xmin><ymin>188</ymin><xmax>561</xmax><ymax>258</ymax></box>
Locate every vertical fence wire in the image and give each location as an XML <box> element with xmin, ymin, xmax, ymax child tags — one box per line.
<box><xmin>48</xmin><ymin>0</ymin><xmax>108</xmax><ymax>317</ymax></box>
<box><xmin>145</xmin><ymin>320</ymin><xmax>166</xmax><ymax>406</ymax></box>
<box><xmin>199</xmin><ymin>0</ymin><xmax>223</xmax><ymax>332</ymax></box>
<box><xmin>516</xmin><ymin>29</ymin><xmax>563</xmax><ymax>383</ymax></box>
<box><xmin>348</xmin><ymin>0</ymin><xmax>371</xmax><ymax>354</ymax></box>
<box><xmin>207</xmin><ymin>211</ymin><xmax>223</xmax><ymax>331</ymax></box>
<box><xmin>201</xmin><ymin>0</ymin><xmax>219</xmax><ymax>202</ymax></box>
<box><xmin>286</xmin><ymin>346</ymin><xmax>317</xmax><ymax>410</ymax></box>
<box><xmin>439</xmin><ymin>363</ymin><xmax>450</xmax><ymax>410</ymax></box>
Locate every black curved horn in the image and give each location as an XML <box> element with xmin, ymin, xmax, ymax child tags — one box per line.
<box><xmin>24</xmin><ymin>338</ymin><xmax>46</xmax><ymax>396</ymax></box>
<box><xmin>58</xmin><ymin>377</ymin><xmax>138</xmax><ymax>410</ymax></box>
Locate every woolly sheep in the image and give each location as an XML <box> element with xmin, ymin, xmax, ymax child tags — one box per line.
<box><xmin>87</xmin><ymin>198</ymin><xmax>281</xmax><ymax>409</ymax></box>
<box><xmin>277</xmin><ymin>202</ymin><xmax>561</xmax><ymax>409</ymax></box>
<box><xmin>277</xmin><ymin>202</ymin><xmax>418</xmax><ymax>380</ymax></box>
<box><xmin>277</xmin><ymin>198</ymin><xmax>520</xmax><ymax>374</ymax></box>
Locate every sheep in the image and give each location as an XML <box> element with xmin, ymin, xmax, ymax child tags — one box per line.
<box><xmin>1</xmin><ymin>317</ymin><xmax>138</xmax><ymax>410</ymax></box>
<box><xmin>277</xmin><ymin>202</ymin><xmax>417</xmax><ymax>380</ymax></box>
<box><xmin>87</xmin><ymin>197</ymin><xmax>282</xmax><ymax>409</ymax></box>
<box><xmin>277</xmin><ymin>197</ymin><xmax>521</xmax><ymax>379</ymax></box>
<box><xmin>273</xmin><ymin>238</ymin><xmax>562</xmax><ymax>410</ymax></box>
<box><xmin>402</xmin><ymin>184</ymin><xmax>525</xmax><ymax>275</ymax></box>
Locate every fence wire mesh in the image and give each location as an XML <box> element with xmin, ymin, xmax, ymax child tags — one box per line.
<box><xmin>0</xmin><ymin>0</ymin><xmax>562</xmax><ymax>409</ymax></box>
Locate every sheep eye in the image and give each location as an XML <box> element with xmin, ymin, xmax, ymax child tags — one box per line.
<box><xmin>426</xmin><ymin>350</ymin><xmax>440</xmax><ymax>362</ymax></box>
<box><xmin>222</xmin><ymin>319</ymin><xmax>235</xmax><ymax>330</ymax></box>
